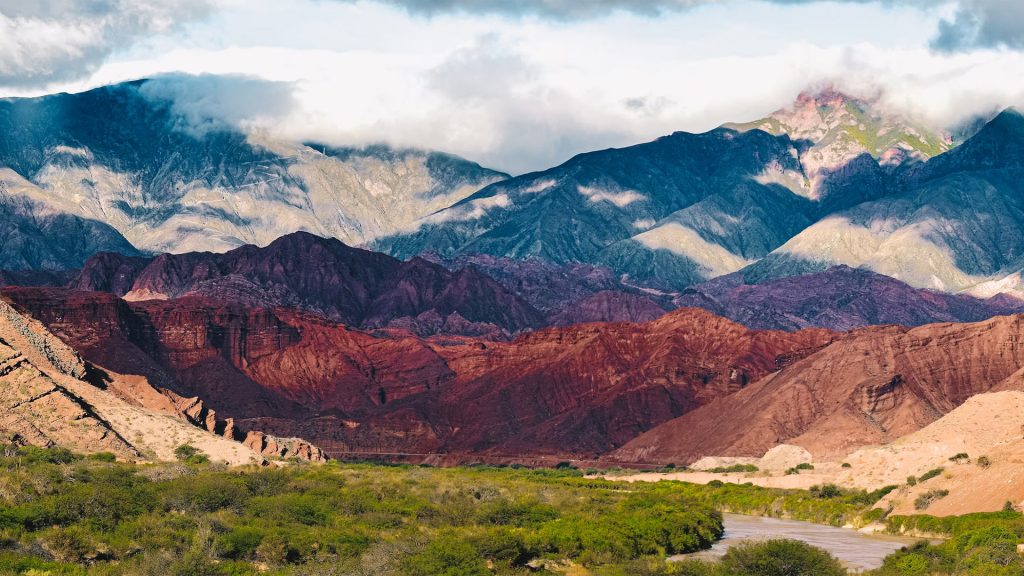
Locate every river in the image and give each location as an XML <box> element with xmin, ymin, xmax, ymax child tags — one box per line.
<box><xmin>672</xmin><ymin>513</ymin><xmax>927</xmax><ymax>573</ymax></box>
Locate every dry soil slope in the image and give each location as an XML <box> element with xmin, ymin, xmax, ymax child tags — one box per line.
<box><xmin>0</xmin><ymin>296</ymin><xmax>265</xmax><ymax>464</ymax></box>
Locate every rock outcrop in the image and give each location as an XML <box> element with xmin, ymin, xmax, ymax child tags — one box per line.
<box><xmin>4</xmin><ymin>287</ymin><xmax>833</xmax><ymax>459</ymax></box>
<box><xmin>0</xmin><ymin>297</ymin><xmax>266</xmax><ymax>463</ymax></box>
<box><xmin>611</xmin><ymin>314</ymin><xmax>1024</xmax><ymax>464</ymax></box>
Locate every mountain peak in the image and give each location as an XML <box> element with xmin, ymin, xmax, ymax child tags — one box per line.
<box><xmin>723</xmin><ymin>85</ymin><xmax>955</xmax><ymax>202</ymax></box>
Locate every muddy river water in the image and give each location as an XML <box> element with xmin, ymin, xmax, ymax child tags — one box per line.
<box><xmin>673</xmin><ymin>513</ymin><xmax>928</xmax><ymax>572</ymax></box>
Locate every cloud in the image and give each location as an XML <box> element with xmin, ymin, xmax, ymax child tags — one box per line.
<box><xmin>349</xmin><ymin>0</ymin><xmax>1024</xmax><ymax>53</ymax></box>
<box><xmin>932</xmin><ymin>0</ymin><xmax>1024</xmax><ymax>51</ymax></box>
<box><xmin>138</xmin><ymin>74</ymin><xmax>296</xmax><ymax>137</ymax></box>
<box><xmin>348</xmin><ymin>0</ymin><xmax>706</xmax><ymax>19</ymax></box>
<box><xmin>0</xmin><ymin>0</ymin><xmax>212</xmax><ymax>88</ymax></box>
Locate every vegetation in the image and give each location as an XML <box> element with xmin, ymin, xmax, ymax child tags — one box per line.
<box><xmin>719</xmin><ymin>539</ymin><xmax>846</xmax><ymax>576</ymax></box>
<box><xmin>706</xmin><ymin>464</ymin><xmax>758</xmax><ymax>474</ymax></box>
<box><xmin>918</xmin><ymin>468</ymin><xmax>944</xmax><ymax>482</ymax></box>
<box><xmin>4</xmin><ymin>445</ymin><xmax>1024</xmax><ymax>575</ymax></box>
<box><xmin>612</xmin><ymin>539</ymin><xmax>847</xmax><ymax>576</ymax></box>
<box><xmin>977</xmin><ymin>456</ymin><xmax>992</xmax><ymax>469</ymax></box>
<box><xmin>785</xmin><ymin>463</ymin><xmax>815</xmax><ymax>475</ymax></box>
<box><xmin>173</xmin><ymin>443</ymin><xmax>210</xmax><ymax>465</ymax></box>
<box><xmin>656</xmin><ymin>479</ymin><xmax>895</xmax><ymax>527</ymax></box>
<box><xmin>809</xmin><ymin>484</ymin><xmax>843</xmax><ymax>499</ymax></box>
<box><xmin>878</xmin><ymin>511</ymin><xmax>1024</xmax><ymax>575</ymax></box>
<box><xmin>948</xmin><ymin>453</ymin><xmax>970</xmax><ymax>464</ymax></box>
<box><xmin>0</xmin><ymin>446</ymin><xmax>727</xmax><ymax>575</ymax></box>
<box><xmin>914</xmin><ymin>489</ymin><xmax>950</xmax><ymax>511</ymax></box>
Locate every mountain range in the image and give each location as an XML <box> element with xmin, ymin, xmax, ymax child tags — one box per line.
<box><xmin>0</xmin><ymin>80</ymin><xmax>504</xmax><ymax>267</ymax></box>
<box><xmin>7</xmin><ymin>77</ymin><xmax>1024</xmax><ymax>517</ymax></box>
<box><xmin>4</xmin><ymin>80</ymin><xmax>1022</xmax><ymax>306</ymax></box>
<box><xmin>376</xmin><ymin>88</ymin><xmax>968</xmax><ymax>289</ymax></box>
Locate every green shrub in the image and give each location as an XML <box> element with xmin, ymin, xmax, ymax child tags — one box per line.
<box><xmin>217</xmin><ymin>527</ymin><xmax>264</xmax><ymax>560</ymax></box>
<box><xmin>907</xmin><ymin>475</ymin><xmax>917</xmax><ymax>486</ymax></box>
<box><xmin>809</xmin><ymin>484</ymin><xmax>843</xmax><ymax>499</ymax></box>
<box><xmin>707</xmin><ymin>464</ymin><xmax>758</xmax><ymax>474</ymax></box>
<box><xmin>977</xmin><ymin>455</ymin><xmax>992</xmax><ymax>468</ymax></box>
<box><xmin>785</xmin><ymin>463</ymin><xmax>814</xmax><ymax>475</ymax></box>
<box><xmin>918</xmin><ymin>468</ymin><xmax>943</xmax><ymax>482</ymax></box>
<box><xmin>719</xmin><ymin>539</ymin><xmax>845</xmax><ymax>576</ymax></box>
<box><xmin>173</xmin><ymin>444</ymin><xmax>210</xmax><ymax>465</ymax></box>
<box><xmin>403</xmin><ymin>534</ymin><xmax>490</xmax><ymax>576</ymax></box>
<box><xmin>949</xmin><ymin>453</ymin><xmax>970</xmax><ymax>464</ymax></box>
<box><xmin>914</xmin><ymin>489</ymin><xmax>950</xmax><ymax>511</ymax></box>
<box><xmin>88</xmin><ymin>452</ymin><xmax>117</xmax><ymax>463</ymax></box>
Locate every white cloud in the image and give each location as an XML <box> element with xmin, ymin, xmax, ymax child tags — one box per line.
<box><xmin>0</xmin><ymin>0</ymin><xmax>212</xmax><ymax>88</ymax></box>
<box><xmin>578</xmin><ymin>185</ymin><xmax>646</xmax><ymax>208</ymax></box>
<box><xmin>138</xmin><ymin>74</ymin><xmax>295</xmax><ymax>137</ymax></box>
<box><xmin>4</xmin><ymin>0</ymin><xmax>1024</xmax><ymax>174</ymax></box>
<box><xmin>426</xmin><ymin>193</ymin><xmax>511</xmax><ymax>222</ymax></box>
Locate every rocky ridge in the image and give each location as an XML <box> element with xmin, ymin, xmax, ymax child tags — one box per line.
<box><xmin>3</xmin><ymin>287</ymin><xmax>833</xmax><ymax>459</ymax></box>
<box><xmin>611</xmin><ymin>313</ymin><xmax>1024</xmax><ymax>465</ymax></box>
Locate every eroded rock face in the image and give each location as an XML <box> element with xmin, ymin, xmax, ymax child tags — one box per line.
<box><xmin>4</xmin><ymin>288</ymin><xmax>834</xmax><ymax>459</ymax></box>
<box><xmin>242</xmin><ymin>431</ymin><xmax>328</xmax><ymax>463</ymax></box>
<box><xmin>69</xmin><ymin>232</ymin><xmax>545</xmax><ymax>338</ymax></box>
<box><xmin>611</xmin><ymin>314</ymin><xmax>1024</xmax><ymax>464</ymax></box>
<box><xmin>0</xmin><ymin>294</ymin><xmax>327</xmax><ymax>464</ymax></box>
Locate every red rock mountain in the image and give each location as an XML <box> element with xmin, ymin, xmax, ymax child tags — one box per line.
<box><xmin>70</xmin><ymin>232</ymin><xmax>545</xmax><ymax>338</ymax></box>
<box><xmin>3</xmin><ymin>287</ymin><xmax>831</xmax><ymax>459</ymax></box>
<box><xmin>611</xmin><ymin>314</ymin><xmax>1024</xmax><ymax>464</ymax></box>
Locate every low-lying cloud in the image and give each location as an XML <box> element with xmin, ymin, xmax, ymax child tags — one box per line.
<box><xmin>138</xmin><ymin>74</ymin><xmax>296</xmax><ymax>137</ymax></box>
<box><xmin>118</xmin><ymin>31</ymin><xmax>1024</xmax><ymax>174</ymax></box>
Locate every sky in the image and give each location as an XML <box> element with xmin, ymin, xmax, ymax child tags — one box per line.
<box><xmin>1</xmin><ymin>0</ymin><xmax>1024</xmax><ymax>174</ymax></box>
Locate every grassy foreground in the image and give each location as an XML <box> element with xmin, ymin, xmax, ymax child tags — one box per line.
<box><xmin>0</xmin><ymin>447</ymin><xmax>1022</xmax><ymax>575</ymax></box>
<box><xmin>0</xmin><ymin>447</ymin><xmax>724</xmax><ymax>575</ymax></box>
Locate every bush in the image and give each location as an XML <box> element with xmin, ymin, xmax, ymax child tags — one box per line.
<box><xmin>919</xmin><ymin>468</ymin><xmax>944</xmax><ymax>482</ymax></box>
<box><xmin>907</xmin><ymin>476</ymin><xmax>917</xmax><ymax>486</ymax></box>
<box><xmin>785</xmin><ymin>463</ymin><xmax>814</xmax><ymax>475</ymax></box>
<box><xmin>403</xmin><ymin>535</ymin><xmax>490</xmax><ymax>576</ymax></box>
<box><xmin>173</xmin><ymin>444</ymin><xmax>210</xmax><ymax>465</ymax></box>
<box><xmin>719</xmin><ymin>539</ymin><xmax>845</xmax><ymax>576</ymax></box>
<box><xmin>977</xmin><ymin>456</ymin><xmax>992</xmax><ymax>468</ymax></box>
<box><xmin>841</xmin><ymin>462</ymin><xmax>852</xmax><ymax>468</ymax></box>
<box><xmin>708</xmin><ymin>464</ymin><xmax>758</xmax><ymax>474</ymax></box>
<box><xmin>809</xmin><ymin>484</ymin><xmax>843</xmax><ymax>499</ymax></box>
<box><xmin>949</xmin><ymin>453</ymin><xmax>970</xmax><ymax>464</ymax></box>
<box><xmin>89</xmin><ymin>452</ymin><xmax>117</xmax><ymax>463</ymax></box>
<box><xmin>914</xmin><ymin>489</ymin><xmax>950</xmax><ymax>511</ymax></box>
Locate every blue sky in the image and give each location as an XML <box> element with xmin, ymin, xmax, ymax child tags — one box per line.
<box><xmin>1</xmin><ymin>0</ymin><xmax>1022</xmax><ymax>173</ymax></box>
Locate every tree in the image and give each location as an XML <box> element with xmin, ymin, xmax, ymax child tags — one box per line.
<box><xmin>174</xmin><ymin>444</ymin><xmax>210</xmax><ymax>465</ymax></box>
<box><xmin>719</xmin><ymin>539</ymin><xmax>845</xmax><ymax>576</ymax></box>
